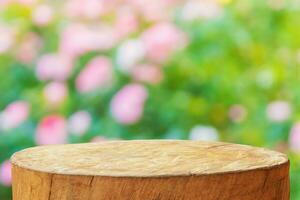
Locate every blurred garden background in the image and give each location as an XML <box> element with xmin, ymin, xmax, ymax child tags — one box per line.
<box><xmin>0</xmin><ymin>0</ymin><xmax>300</xmax><ymax>199</ymax></box>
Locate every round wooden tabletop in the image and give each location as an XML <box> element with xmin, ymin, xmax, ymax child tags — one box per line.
<box><xmin>11</xmin><ymin>140</ymin><xmax>288</xmax><ymax>177</ymax></box>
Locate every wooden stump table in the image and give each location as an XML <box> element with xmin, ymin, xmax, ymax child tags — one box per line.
<box><xmin>11</xmin><ymin>140</ymin><xmax>289</xmax><ymax>200</ymax></box>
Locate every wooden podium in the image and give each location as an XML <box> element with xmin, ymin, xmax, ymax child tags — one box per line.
<box><xmin>11</xmin><ymin>140</ymin><xmax>289</xmax><ymax>200</ymax></box>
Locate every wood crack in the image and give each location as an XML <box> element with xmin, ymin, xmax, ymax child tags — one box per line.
<box><xmin>47</xmin><ymin>174</ymin><xmax>54</xmax><ymax>200</ymax></box>
<box><xmin>88</xmin><ymin>176</ymin><xmax>95</xmax><ymax>187</ymax></box>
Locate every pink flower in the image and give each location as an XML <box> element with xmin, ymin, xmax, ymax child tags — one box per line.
<box><xmin>131</xmin><ymin>64</ymin><xmax>163</xmax><ymax>84</ymax></box>
<box><xmin>90</xmin><ymin>136</ymin><xmax>106</xmax><ymax>143</ymax></box>
<box><xmin>128</xmin><ymin>0</ymin><xmax>176</xmax><ymax>21</ymax></box>
<box><xmin>0</xmin><ymin>101</ymin><xmax>30</xmax><ymax>130</ymax></box>
<box><xmin>59</xmin><ymin>24</ymin><xmax>117</xmax><ymax>58</ymax></box>
<box><xmin>142</xmin><ymin>22</ymin><xmax>187</xmax><ymax>62</ymax></box>
<box><xmin>76</xmin><ymin>56</ymin><xmax>113</xmax><ymax>93</ymax></box>
<box><xmin>68</xmin><ymin>111</ymin><xmax>91</xmax><ymax>136</ymax></box>
<box><xmin>35</xmin><ymin>115</ymin><xmax>67</xmax><ymax>145</ymax></box>
<box><xmin>43</xmin><ymin>82</ymin><xmax>68</xmax><ymax>106</ymax></box>
<box><xmin>32</xmin><ymin>4</ymin><xmax>54</xmax><ymax>26</ymax></box>
<box><xmin>116</xmin><ymin>39</ymin><xmax>145</xmax><ymax>73</ymax></box>
<box><xmin>110</xmin><ymin>83</ymin><xmax>148</xmax><ymax>124</ymax></box>
<box><xmin>289</xmin><ymin>122</ymin><xmax>300</xmax><ymax>152</ymax></box>
<box><xmin>0</xmin><ymin>160</ymin><xmax>11</xmax><ymax>186</ymax></box>
<box><xmin>64</xmin><ymin>0</ymin><xmax>113</xmax><ymax>19</ymax></box>
<box><xmin>2</xmin><ymin>0</ymin><xmax>37</xmax><ymax>6</ymax></box>
<box><xmin>0</xmin><ymin>0</ymin><xmax>10</xmax><ymax>7</ymax></box>
<box><xmin>16</xmin><ymin>32</ymin><xmax>42</xmax><ymax>64</ymax></box>
<box><xmin>228</xmin><ymin>104</ymin><xmax>247</xmax><ymax>123</ymax></box>
<box><xmin>115</xmin><ymin>8</ymin><xmax>138</xmax><ymax>39</ymax></box>
<box><xmin>59</xmin><ymin>24</ymin><xmax>90</xmax><ymax>58</ymax></box>
<box><xmin>266</xmin><ymin>101</ymin><xmax>291</xmax><ymax>122</ymax></box>
<box><xmin>17</xmin><ymin>0</ymin><xmax>37</xmax><ymax>6</ymax></box>
<box><xmin>181</xmin><ymin>0</ymin><xmax>222</xmax><ymax>21</ymax></box>
<box><xmin>0</xmin><ymin>26</ymin><xmax>15</xmax><ymax>54</ymax></box>
<box><xmin>268</xmin><ymin>0</ymin><xmax>286</xmax><ymax>10</ymax></box>
<box><xmin>36</xmin><ymin>53</ymin><xmax>73</xmax><ymax>81</ymax></box>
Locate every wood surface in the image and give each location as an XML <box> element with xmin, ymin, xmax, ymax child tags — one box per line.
<box><xmin>11</xmin><ymin>140</ymin><xmax>290</xmax><ymax>200</ymax></box>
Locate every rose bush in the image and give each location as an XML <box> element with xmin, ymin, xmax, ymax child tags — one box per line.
<box><xmin>0</xmin><ymin>0</ymin><xmax>300</xmax><ymax>199</ymax></box>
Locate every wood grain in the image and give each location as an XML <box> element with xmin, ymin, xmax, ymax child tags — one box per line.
<box><xmin>11</xmin><ymin>140</ymin><xmax>290</xmax><ymax>200</ymax></box>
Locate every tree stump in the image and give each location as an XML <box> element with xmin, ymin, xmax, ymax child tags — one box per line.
<box><xmin>11</xmin><ymin>140</ymin><xmax>289</xmax><ymax>200</ymax></box>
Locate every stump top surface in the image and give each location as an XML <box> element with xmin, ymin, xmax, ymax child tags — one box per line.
<box><xmin>11</xmin><ymin>140</ymin><xmax>288</xmax><ymax>177</ymax></box>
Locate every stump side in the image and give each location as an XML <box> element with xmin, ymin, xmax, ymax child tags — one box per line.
<box><xmin>12</xmin><ymin>162</ymin><xmax>289</xmax><ymax>200</ymax></box>
<box><xmin>11</xmin><ymin>140</ymin><xmax>290</xmax><ymax>200</ymax></box>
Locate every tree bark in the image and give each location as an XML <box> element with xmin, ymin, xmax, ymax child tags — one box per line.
<box><xmin>11</xmin><ymin>140</ymin><xmax>290</xmax><ymax>200</ymax></box>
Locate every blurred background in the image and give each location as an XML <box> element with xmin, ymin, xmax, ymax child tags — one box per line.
<box><xmin>0</xmin><ymin>0</ymin><xmax>300</xmax><ymax>199</ymax></box>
